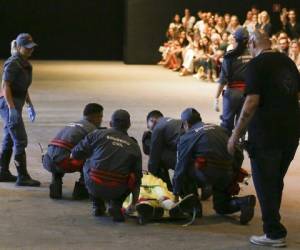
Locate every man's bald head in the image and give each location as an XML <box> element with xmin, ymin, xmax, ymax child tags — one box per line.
<box><xmin>248</xmin><ymin>30</ymin><xmax>271</xmax><ymax>57</ymax></box>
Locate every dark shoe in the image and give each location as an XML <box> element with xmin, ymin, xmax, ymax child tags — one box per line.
<box><xmin>16</xmin><ymin>175</ymin><xmax>41</xmax><ymax>187</ymax></box>
<box><xmin>0</xmin><ymin>149</ymin><xmax>16</xmax><ymax>182</ymax></box>
<box><xmin>0</xmin><ymin>169</ymin><xmax>17</xmax><ymax>182</ymax></box>
<box><xmin>136</xmin><ymin>203</ymin><xmax>164</xmax><ymax>224</ymax></box>
<box><xmin>49</xmin><ymin>174</ymin><xmax>63</xmax><ymax>199</ymax></box>
<box><xmin>169</xmin><ymin>194</ymin><xmax>202</xmax><ymax>219</ymax></box>
<box><xmin>200</xmin><ymin>185</ymin><xmax>213</xmax><ymax>201</ymax></box>
<box><xmin>136</xmin><ymin>203</ymin><xmax>154</xmax><ymax>224</ymax></box>
<box><xmin>109</xmin><ymin>207</ymin><xmax>125</xmax><ymax>222</ymax></box>
<box><xmin>15</xmin><ymin>153</ymin><xmax>40</xmax><ymax>187</ymax></box>
<box><xmin>72</xmin><ymin>181</ymin><xmax>89</xmax><ymax>200</ymax></box>
<box><xmin>239</xmin><ymin>195</ymin><xmax>256</xmax><ymax>225</ymax></box>
<box><xmin>92</xmin><ymin>199</ymin><xmax>106</xmax><ymax>217</ymax></box>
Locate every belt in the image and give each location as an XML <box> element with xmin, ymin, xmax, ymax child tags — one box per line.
<box><xmin>194</xmin><ymin>156</ymin><xmax>232</xmax><ymax>170</ymax></box>
<box><xmin>49</xmin><ymin>139</ymin><xmax>74</xmax><ymax>151</ymax></box>
<box><xmin>89</xmin><ymin>168</ymin><xmax>130</xmax><ymax>187</ymax></box>
<box><xmin>227</xmin><ymin>81</ymin><xmax>246</xmax><ymax>91</ymax></box>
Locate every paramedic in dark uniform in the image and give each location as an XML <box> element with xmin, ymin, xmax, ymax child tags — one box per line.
<box><xmin>42</xmin><ymin>103</ymin><xmax>103</xmax><ymax>200</ymax></box>
<box><xmin>145</xmin><ymin>110</ymin><xmax>183</xmax><ymax>190</ymax></box>
<box><xmin>228</xmin><ymin>30</ymin><xmax>300</xmax><ymax>247</ymax></box>
<box><xmin>0</xmin><ymin>33</ymin><xmax>40</xmax><ymax>186</ymax></box>
<box><xmin>71</xmin><ymin>109</ymin><xmax>142</xmax><ymax>222</ymax></box>
<box><xmin>214</xmin><ymin>28</ymin><xmax>252</xmax><ymax>134</ymax></box>
<box><xmin>173</xmin><ymin>108</ymin><xmax>256</xmax><ymax>225</ymax></box>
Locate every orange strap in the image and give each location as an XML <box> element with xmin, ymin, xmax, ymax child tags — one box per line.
<box><xmin>50</xmin><ymin>139</ymin><xmax>74</xmax><ymax>151</ymax></box>
<box><xmin>227</xmin><ymin>81</ymin><xmax>246</xmax><ymax>91</ymax></box>
<box><xmin>89</xmin><ymin>168</ymin><xmax>136</xmax><ymax>190</ymax></box>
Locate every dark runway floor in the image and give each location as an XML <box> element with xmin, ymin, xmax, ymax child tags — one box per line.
<box><xmin>0</xmin><ymin>61</ymin><xmax>299</xmax><ymax>249</ymax></box>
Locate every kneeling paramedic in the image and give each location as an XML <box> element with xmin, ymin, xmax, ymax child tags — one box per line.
<box><xmin>71</xmin><ymin>109</ymin><xmax>142</xmax><ymax>222</ymax></box>
<box><xmin>145</xmin><ymin>110</ymin><xmax>183</xmax><ymax>190</ymax></box>
<box><xmin>145</xmin><ymin>110</ymin><xmax>212</xmax><ymax>200</ymax></box>
<box><xmin>173</xmin><ymin>108</ymin><xmax>256</xmax><ymax>225</ymax></box>
<box><xmin>42</xmin><ymin>103</ymin><xmax>103</xmax><ymax>199</ymax></box>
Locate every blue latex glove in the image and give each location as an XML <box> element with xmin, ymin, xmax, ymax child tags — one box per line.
<box><xmin>27</xmin><ymin>105</ymin><xmax>36</xmax><ymax>122</ymax></box>
<box><xmin>8</xmin><ymin>108</ymin><xmax>20</xmax><ymax>125</ymax></box>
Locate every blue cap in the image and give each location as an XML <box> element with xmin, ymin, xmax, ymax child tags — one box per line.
<box><xmin>181</xmin><ymin>108</ymin><xmax>201</xmax><ymax>122</ymax></box>
<box><xmin>234</xmin><ymin>28</ymin><xmax>249</xmax><ymax>42</ymax></box>
<box><xmin>16</xmin><ymin>33</ymin><xmax>37</xmax><ymax>49</ymax></box>
<box><xmin>111</xmin><ymin>109</ymin><xmax>130</xmax><ymax>128</ymax></box>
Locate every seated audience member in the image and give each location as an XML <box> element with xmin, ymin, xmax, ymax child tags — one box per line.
<box><xmin>284</xmin><ymin>9</ymin><xmax>300</xmax><ymax>39</ymax></box>
<box><xmin>243</xmin><ymin>11</ymin><xmax>253</xmax><ymax>27</ymax></box>
<box><xmin>193</xmin><ymin>36</ymin><xmax>214</xmax><ymax>81</ymax></box>
<box><xmin>71</xmin><ymin>110</ymin><xmax>142</xmax><ymax>222</ymax></box>
<box><xmin>289</xmin><ymin>40</ymin><xmax>300</xmax><ymax>71</ymax></box>
<box><xmin>42</xmin><ymin>103</ymin><xmax>104</xmax><ymax>200</ymax></box>
<box><xmin>182</xmin><ymin>8</ymin><xmax>196</xmax><ymax>32</ymax></box>
<box><xmin>258</xmin><ymin>11</ymin><xmax>272</xmax><ymax>36</ymax></box>
<box><xmin>215</xmin><ymin>16</ymin><xmax>226</xmax><ymax>34</ymax></box>
<box><xmin>278</xmin><ymin>37</ymin><xmax>290</xmax><ymax>54</ymax></box>
<box><xmin>227</xmin><ymin>15</ymin><xmax>241</xmax><ymax>34</ymax></box>
<box><xmin>245</xmin><ymin>14</ymin><xmax>259</xmax><ymax>33</ymax></box>
<box><xmin>169</xmin><ymin>14</ymin><xmax>183</xmax><ymax>32</ymax></box>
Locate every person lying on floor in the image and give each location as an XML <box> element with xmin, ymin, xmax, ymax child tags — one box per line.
<box><xmin>123</xmin><ymin>172</ymin><xmax>201</xmax><ymax>225</ymax></box>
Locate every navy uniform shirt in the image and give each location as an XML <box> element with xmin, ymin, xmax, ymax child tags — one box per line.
<box><xmin>245</xmin><ymin>51</ymin><xmax>300</xmax><ymax>148</ymax></box>
<box><xmin>148</xmin><ymin>117</ymin><xmax>183</xmax><ymax>174</ymax></box>
<box><xmin>219</xmin><ymin>48</ymin><xmax>252</xmax><ymax>86</ymax></box>
<box><xmin>47</xmin><ymin>119</ymin><xmax>97</xmax><ymax>162</ymax></box>
<box><xmin>173</xmin><ymin>122</ymin><xmax>232</xmax><ymax>194</ymax></box>
<box><xmin>2</xmin><ymin>54</ymin><xmax>32</xmax><ymax>109</ymax></box>
<box><xmin>72</xmin><ymin>128</ymin><xmax>142</xmax><ymax>184</ymax></box>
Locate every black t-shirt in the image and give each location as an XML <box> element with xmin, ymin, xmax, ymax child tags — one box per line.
<box><xmin>245</xmin><ymin>51</ymin><xmax>300</xmax><ymax>148</ymax></box>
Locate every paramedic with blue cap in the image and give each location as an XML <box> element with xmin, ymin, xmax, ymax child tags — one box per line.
<box><xmin>214</xmin><ymin>27</ymin><xmax>252</xmax><ymax>134</ymax></box>
<box><xmin>0</xmin><ymin>33</ymin><xmax>40</xmax><ymax>186</ymax></box>
<box><xmin>173</xmin><ymin>108</ymin><xmax>256</xmax><ymax>224</ymax></box>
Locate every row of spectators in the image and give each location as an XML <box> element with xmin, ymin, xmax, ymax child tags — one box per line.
<box><xmin>158</xmin><ymin>5</ymin><xmax>300</xmax><ymax>81</ymax></box>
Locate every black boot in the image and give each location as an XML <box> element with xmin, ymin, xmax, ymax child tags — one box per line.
<box><xmin>72</xmin><ymin>172</ymin><xmax>89</xmax><ymax>200</ymax></box>
<box><xmin>239</xmin><ymin>195</ymin><xmax>256</xmax><ymax>225</ymax></box>
<box><xmin>49</xmin><ymin>173</ymin><xmax>63</xmax><ymax>199</ymax></box>
<box><xmin>0</xmin><ymin>149</ymin><xmax>17</xmax><ymax>182</ymax></box>
<box><xmin>92</xmin><ymin>198</ymin><xmax>106</xmax><ymax>217</ymax></box>
<box><xmin>15</xmin><ymin>153</ymin><xmax>40</xmax><ymax>187</ymax></box>
<box><xmin>108</xmin><ymin>199</ymin><xmax>125</xmax><ymax>222</ymax></box>
<box><xmin>108</xmin><ymin>206</ymin><xmax>125</xmax><ymax>222</ymax></box>
<box><xmin>136</xmin><ymin>203</ymin><xmax>164</xmax><ymax>224</ymax></box>
<box><xmin>231</xmin><ymin>195</ymin><xmax>256</xmax><ymax>225</ymax></box>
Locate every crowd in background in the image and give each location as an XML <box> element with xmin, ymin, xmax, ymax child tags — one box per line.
<box><xmin>158</xmin><ymin>4</ymin><xmax>300</xmax><ymax>82</ymax></box>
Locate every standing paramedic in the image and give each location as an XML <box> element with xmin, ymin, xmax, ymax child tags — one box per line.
<box><xmin>214</xmin><ymin>28</ymin><xmax>252</xmax><ymax>134</ymax></box>
<box><xmin>0</xmin><ymin>33</ymin><xmax>40</xmax><ymax>186</ymax></box>
<box><xmin>228</xmin><ymin>30</ymin><xmax>300</xmax><ymax>247</ymax></box>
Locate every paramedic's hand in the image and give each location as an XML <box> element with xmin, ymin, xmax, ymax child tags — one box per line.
<box><xmin>27</xmin><ymin>105</ymin><xmax>36</xmax><ymax>122</ymax></box>
<box><xmin>214</xmin><ymin>98</ymin><xmax>220</xmax><ymax>112</ymax></box>
<box><xmin>126</xmin><ymin>204</ymin><xmax>136</xmax><ymax>215</ymax></box>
